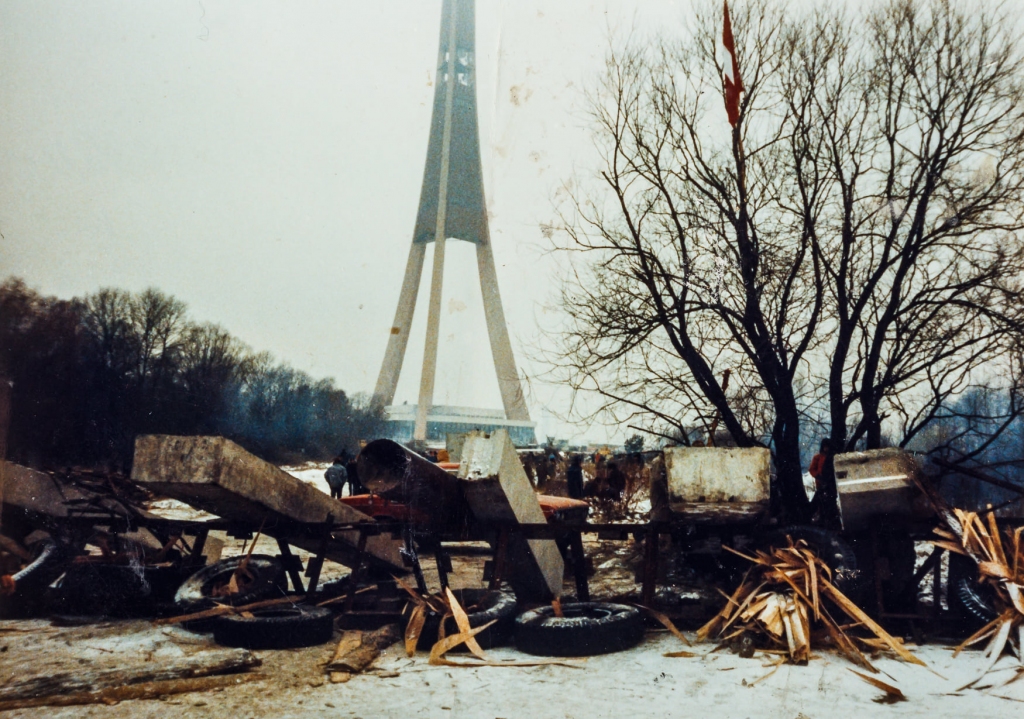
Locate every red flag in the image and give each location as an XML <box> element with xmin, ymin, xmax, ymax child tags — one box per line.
<box><xmin>722</xmin><ymin>1</ymin><xmax>743</xmax><ymax>127</ymax></box>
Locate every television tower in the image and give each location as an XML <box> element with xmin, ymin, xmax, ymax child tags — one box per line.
<box><xmin>372</xmin><ymin>0</ymin><xmax>531</xmax><ymax>442</ymax></box>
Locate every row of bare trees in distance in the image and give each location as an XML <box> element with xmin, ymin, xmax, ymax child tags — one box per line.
<box><xmin>0</xmin><ymin>277</ymin><xmax>382</xmax><ymax>470</ymax></box>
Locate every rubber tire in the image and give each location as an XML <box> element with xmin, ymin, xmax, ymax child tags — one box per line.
<box><xmin>211</xmin><ymin>604</ymin><xmax>335</xmax><ymax>649</ymax></box>
<box><xmin>765</xmin><ymin>526</ymin><xmax>860</xmax><ymax>598</ymax></box>
<box><xmin>174</xmin><ymin>555</ymin><xmax>287</xmax><ymax>613</ymax></box>
<box><xmin>956</xmin><ymin>577</ymin><xmax>998</xmax><ymax>623</ymax></box>
<box><xmin>515</xmin><ymin>602</ymin><xmax>644</xmax><ymax>657</ymax></box>
<box><xmin>948</xmin><ymin>554</ymin><xmax>999</xmax><ymax>625</ymax></box>
<box><xmin>408</xmin><ymin>588</ymin><xmax>517</xmax><ymax>651</ymax></box>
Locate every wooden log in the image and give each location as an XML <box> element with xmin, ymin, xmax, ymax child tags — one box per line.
<box><xmin>0</xmin><ymin>647</ymin><xmax>260</xmax><ymax>701</ymax></box>
<box><xmin>131</xmin><ymin>435</ymin><xmax>405</xmax><ymax>573</ymax></box>
<box><xmin>0</xmin><ymin>533</ymin><xmax>32</xmax><ymax>561</ymax></box>
<box><xmin>324</xmin><ymin>624</ymin><xmax>401</xmax><ymax>674</ymax></box>
<box><xmin>458</xmin><ymin>430</ymin><xmax>564</xmax><ymax>601</ymax></box>
<box><xmin>0</xmin><ymin>672</ymin><xmax>261</xmax><ymax>711</ymax></box>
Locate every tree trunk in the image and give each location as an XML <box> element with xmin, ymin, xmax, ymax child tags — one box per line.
<box><xmin>772</xmin><ymin>401</ymin><xmax>810</xmax><ymax>522</ymax></box>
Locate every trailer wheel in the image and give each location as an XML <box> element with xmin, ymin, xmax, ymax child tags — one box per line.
<box><xmin>174</xmin><ymin>555</ymin><xmax>287</xmax><ymax>613</ymax></box>
<box><xmin>515</xmin><ymin>602</ymin><xmax>644</xmax><ymax>657</ymax></box>
<box><xmin>407</xmin><ymin>587</ymin><xmax>517</xmax><ymax>650</ymax></box>
<box><xmin>765</xmin><ymin>526</ymin><xmax>860</xmax><ymax>598</ymax></box>
<box><xmin>212</xmin><ymin>604</ymin><xmax>335</xmax><ymax>649</ymax></box>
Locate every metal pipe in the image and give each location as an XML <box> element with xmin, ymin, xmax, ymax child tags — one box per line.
<box><xmin>356</xmin><ymin>440</ymin><xmax>467</xmax><ymax>532</ymax></box>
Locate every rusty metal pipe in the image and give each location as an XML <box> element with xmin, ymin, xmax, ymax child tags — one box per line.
<box><xmin>356</xmin><ymin>440</ymin><xmax>467</xmax><ymax>532</ymax></box>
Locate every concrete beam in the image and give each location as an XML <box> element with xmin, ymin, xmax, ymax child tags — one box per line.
<box><xmin>458</xmin><ymin>429</ymin><xmax>563</xmax><ymax>600</ymax></box>
<box><xmin>131</xmin><ymin>435</ymin><xmax>405</xmax><ymax>574</ymax></box>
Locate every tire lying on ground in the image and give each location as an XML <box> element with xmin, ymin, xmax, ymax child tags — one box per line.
<box><xmin>174</xmin><ymin>555</ymin><xmax>287</xmax><ymax>613</ymax></box>
<box><xmin>406</xmin><ymin>587</ymin><xmax>517</xmax><ymax>650</ymax></box>
<box><xmin>211</xmin><ymin>604</ymin><xmax>335</xmax><ymax>649</ymax></box>
<box><xmin>515</xmin><ymin>602</ymin><xmax>644</xmax><ymax>657</ymax></box>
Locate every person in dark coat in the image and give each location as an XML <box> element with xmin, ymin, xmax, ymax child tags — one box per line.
<box><xmin>566</xmin><ymin>455</ymin><xmax>584</xmax><ymax>499</ymax></box>
<box><xmin>345</xmin><ymin>454</ymin><xmax>364</xmax><ymax>496</ymax></box>
<box><xmin>606</xmin><ymin>461</ymin><xmax>627</xmax><ymax>501</ymax></box>
<box><xmin>808</xmin><ymin>439</ymin><xmax>841</xmax><ymax>529</ymax></box>
<box><xmin>324</xmin><ymin>456</ymin><xmax>348</xmax><ymax>499</ymax></box>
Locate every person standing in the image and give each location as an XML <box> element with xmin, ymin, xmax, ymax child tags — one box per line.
<box><xmin>345</xmin><ymin>453</ymin><xmax>364</xmax><ymax>496</ymax></box>
<box><xmin>324</xmin><ymin>456</ymin><xmax>348</xmax><ymax>499</ymax></box>
<box><xmin>808</xmin><ymin>439</ymin><xmax>841</xmax><ymax>529</ymax></box>
<box><xmin>606</xmin><ymin>461</ymin><xmax>627</xmax><ymax>501</ymax></box>
<box><xmin>566</xmin><ymin>455</ymin><xmax>584</xmax><ymax>499</ymax></box>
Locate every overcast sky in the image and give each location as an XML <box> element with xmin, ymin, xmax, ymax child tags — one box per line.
<box><xmin>0</xmin><ymin>0</ymin><xmax>696</xmax><ymax>444</ymax></box>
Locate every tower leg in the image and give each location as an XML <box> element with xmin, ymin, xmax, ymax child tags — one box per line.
<box><xmin>414</xmin><ymin>239</ymin><xmax>447</xmax><ymax>440</ymax></box>
<box><xmin>373</xmin><ymin>241</ymin><xmax>428</xmax><ymax>407</ymax></box>
<box><xmin>413</xmin><ymin>0</ymin><xmax>459</xmax><ymax>441</ymax></box>
<box><xmin>476</xmin><ymin>241</ymin><xmax>531</xmax><ymax>421</ymax></box>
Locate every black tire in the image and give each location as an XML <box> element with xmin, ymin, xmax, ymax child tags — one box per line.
<box><xmin>407</xmin><ymin>588</ymin><xmax>517</xmax><ymax>651</ymax></box>
<box><xmin>174</xmin><ymin>555</ymin><xmax>287</xmax><ymax>613</ymax></box>
<box><xmin>765</xmin><ymin>526</ymin><xmax>860</xmax><ymax>598</ymax></box>
<box><xmin>948</xmin><ymin>554</ymin><xmax>998</xmax><ymax>625</ymax></box>
<box><xmin>211</xmin><ymin>604</ymin><xmax>335</xmax><ymax>649</ymax></box>
<box><xmin>515</xmin><ymin>602</ymin><xmax>644</xmax><ymax>657</ymax></box>
<box><xmin>956</xmin><ymin>577</ymin><xmax>999</xmax><ymax>623</ymax></box>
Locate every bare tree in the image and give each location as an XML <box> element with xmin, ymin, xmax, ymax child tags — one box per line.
<box><xmin>128</xmin><ymin>288</ymin><xmax>187</xmax><ymax>395</ymax></box>
<box><xmin>549</xmin><ymin>0</ymin><xmax>1024</xmax><ymax>517</ymax></box>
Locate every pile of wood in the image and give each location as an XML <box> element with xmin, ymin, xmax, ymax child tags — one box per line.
<box><xmin>932</xmin><ymin>509</ymin><xmax>1024</xmax><ymax>686</ymax></box>
<box><xmin>697</xmin><ymin>538</ymin><xmax>924</xmax><ymax>671</ymax></box>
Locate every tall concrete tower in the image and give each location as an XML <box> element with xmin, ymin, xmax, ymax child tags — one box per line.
<box><xmin>372</xmin><ymin>0</ymin><xmax>534</xmax><ymax>444</ymax></box>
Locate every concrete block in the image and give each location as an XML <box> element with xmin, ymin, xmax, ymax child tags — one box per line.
<box><xmin>834</xmin><ymin>448</ymin><xmax>931</xmax><ymax>530</ymax></box>
<box><xmin>131</xmin><ymin>435</ymin><xmax>405</xmax><ymax>574</ymax></box>
<box><xmin>458</xmin><ymin>430</ymin><xmax>563</xmax><ymax>600</ymax></box>
<box><xmin>663</xmin><ymin>447</ymin><xmax>771</xmax><ymax>523</ymax></box>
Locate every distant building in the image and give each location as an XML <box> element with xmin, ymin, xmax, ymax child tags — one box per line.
<box><xmin>384</xmin><ymin>404</ymin><xmax>536</xmax><ymax>447</ymax></box>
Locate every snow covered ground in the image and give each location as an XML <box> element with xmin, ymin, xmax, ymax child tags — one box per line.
<box><xmin>281</xmin><ymin>462</ymin><xmax>334</xmax><ymax>496</ymax></box>
<box><xmin>9</xmin><ymin>632</ymin><xmax>1022</xmax><ymax>719</ymax></box>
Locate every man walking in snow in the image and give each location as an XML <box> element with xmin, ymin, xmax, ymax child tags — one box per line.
<box><xmin>324</xmin><ymin>455</ymin><xmax>348</xmax><ymax>499</ymax></box>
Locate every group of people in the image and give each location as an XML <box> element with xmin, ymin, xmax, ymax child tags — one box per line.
<box><xmin>564</xmin><ymin>454</ymin><xmax>628</xmax><ymax>502</ymax></box>
<box><xmin>324</xmin><ymin>451</ymin><xmax>364</xmax><ymax>499</ymax></box>
<box><xmin>322</xmin><ymin>439</ymin><xmax>840</xmax><ymax>530</ymax></box>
